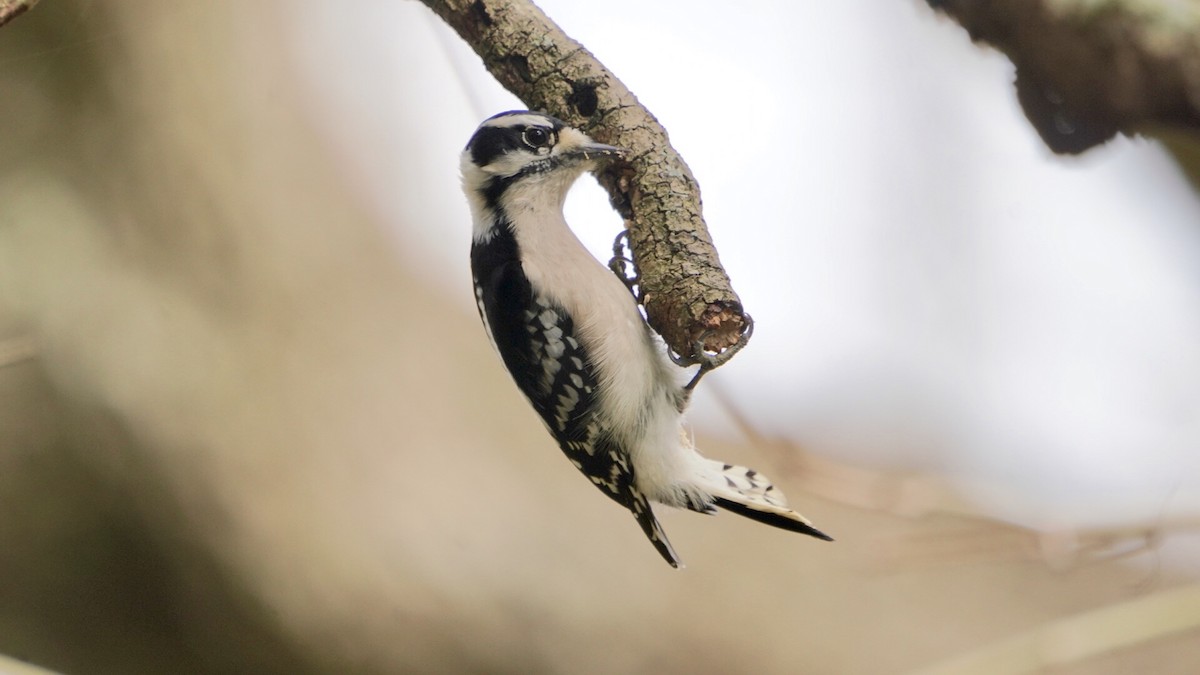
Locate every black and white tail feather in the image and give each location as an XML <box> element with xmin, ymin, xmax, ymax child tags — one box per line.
<box><xmin>462</xmin><ymin>111</ymin><xmax>832</xmax><ymax>568</ymax></box>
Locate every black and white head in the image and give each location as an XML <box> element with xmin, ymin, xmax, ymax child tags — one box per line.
<box><xmin>460</xmin><ymin>111</ymin><xmax>623</xmax><ymax>232</ymax></box>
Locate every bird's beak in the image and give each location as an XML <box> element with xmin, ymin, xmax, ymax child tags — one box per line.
<box><xmin>567</xmin><ymin>142</ymin><xmax>627</xmax><ymax>162</ymax></box>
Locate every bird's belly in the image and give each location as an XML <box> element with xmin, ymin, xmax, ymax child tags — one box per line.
<box><xmin>522</xmin><ymin>244</ymin><xmax>667</xmax><ymax>432</ymax></box>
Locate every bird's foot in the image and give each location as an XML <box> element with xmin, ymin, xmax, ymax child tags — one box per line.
<box><xmin>608</xmin><ymin>229</ymin><xmax>641</xmax><ymax>301</ymax></box>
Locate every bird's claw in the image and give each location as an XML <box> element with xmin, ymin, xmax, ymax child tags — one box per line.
<box><xmin>676</xmin><ymin>313</ymin><xmax>755</xmax><ymax>393</ymax></box>
<box><xmin>609</xmin><ymin>225</ymin><xmax>753</xmax><ymax>394</ymax></box>
<box><xmin>608</xmin><ymin>229</ymin><xmax>641</xmax><ymax>300</ymax></box>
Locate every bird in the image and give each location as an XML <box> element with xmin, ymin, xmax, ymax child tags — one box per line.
<box><xmin>461</xmin><ymin>110</ymin><xmax>832</xmax><ymax>567</ymax></box>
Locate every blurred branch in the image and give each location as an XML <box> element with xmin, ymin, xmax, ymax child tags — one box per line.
<box><xmin>0</xmin><ymin>653</ymin><xmax>61</xmax><ymax>675</ymax></box>
<box><xmin>419</xmin><ymin>0</ymin><xmax>751</xmax><ymax>364</ymax></box>
<box><xmin>927</xmin><ymin>0</ymin><xmax>1200</xmax><ymax>154</ymax></box>
<box><xmin>912</xmin><ymin>583</ymin><xmax>1200</xmax><ymax>675</ymax></box>
<box><xmin>0</xmin><ymin>0</ymin><xmax>40</xmax><ymax>28</ymax></box>
<box><xmin>709</xmin><ymin>381</ymin><xmax>1200</xmax><ymax>572</ymax></box>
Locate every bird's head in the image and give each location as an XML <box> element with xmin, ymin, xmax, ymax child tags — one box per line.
<box><xmin>460</xmin><ymin>111</ymin><xmax>624</xmax><ymax>207</ymax></box>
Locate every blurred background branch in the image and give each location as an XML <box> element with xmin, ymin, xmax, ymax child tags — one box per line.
<box><xmin>711</xmin><ymin>381</ymin><xmax>1200</xmax><ymax>573</ymax></box>
<box><xmin>0</xmin><ymin>653</ymin><xmax>61</xmax><ymax>675</ymax></box>
<box><xmin>914</xmin><ymin>583</ymin><xmax>1200</xmax><ymax>675</ymax></box>
<box><xmin>0</xmin><ymin>0</ymin><xmax>40</xmax><ymax>28</ymax></box>
<box><xmin>928</xmin><ymin>0</ymin><xmax>1200</xmax><ymax>157</ymax></box>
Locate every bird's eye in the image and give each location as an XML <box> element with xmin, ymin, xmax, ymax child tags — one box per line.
<box><xmin>522</xmin><ymin>127</ymin><xmax>551</xmax><ymax>149</ymax></box>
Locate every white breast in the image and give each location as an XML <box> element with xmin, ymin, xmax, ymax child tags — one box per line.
<box><xmin>498</xmin><ymin>171</ymin><xmax>709</xmax><ymax>505</ymax></box>
<box><xmin>500</xmin><ymin>174</ymin><xmax>668</xmax><ymax>430</ymax></box>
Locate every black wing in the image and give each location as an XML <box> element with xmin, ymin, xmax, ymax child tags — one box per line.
<box><xmin>471</xmin><ymin>232</ymin><xmax>682</xmax><ymax>566</ymax></box>
<box><xmin>471</xmin><ymin>232</ymin><xmax>621</xmax><ymax>497</ymax></box>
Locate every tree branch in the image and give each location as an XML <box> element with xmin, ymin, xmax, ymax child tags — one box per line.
<box><xmin>0</xmin><ymin>0</ymin><xmax>39</xmax><ymax>28</ymax></box>
<box><xmin>928</xmin><ymin>0</ymin><xmax>1200</xmax><ymax>154</ymax></box>
<box><xmin>915</xmin><ymin>583</ymin><xmax>1200</xmax><ymax>675</ymax></box>
<box><xmin>421</xmin><ymin>0</ymin><xmax>750</xmax><ymax>364</ymax></box>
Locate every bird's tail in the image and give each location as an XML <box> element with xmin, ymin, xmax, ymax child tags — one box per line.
<box><xmin>628</xmin><ymin>489</ymin><xmax>684</xmax><ymax>568</ymax></box>
<box><xmin>703</xmin><ymin>459</ymin><xmax>834</xmax><ymax>541</ymax></box>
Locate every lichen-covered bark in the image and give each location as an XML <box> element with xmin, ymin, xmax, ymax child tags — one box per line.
<box><xmin>421</xmin><ymin>0</ymin><xmax>750</xmax><ymax>362</ymax></box>
<box><xmin>928</xmin><ymin>0</ymin><xmax>1200</xmax><ymax>155</ymax></box>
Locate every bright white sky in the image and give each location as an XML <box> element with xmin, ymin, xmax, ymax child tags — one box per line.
<box><xmin>283</xmin><ymin>1</ymin><xmax>1200</xmax><ymax>549</ymax></box>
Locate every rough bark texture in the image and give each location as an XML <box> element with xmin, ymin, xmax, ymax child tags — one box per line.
<box><xmin>928</xmin><ymin>0</ymin><xmax>1200</xmax><ymax>154</ymax></box>
<box><xmin>422</xmin><ymin>0</ymin><xmax>749</xmax><ymax>362</ymax></box>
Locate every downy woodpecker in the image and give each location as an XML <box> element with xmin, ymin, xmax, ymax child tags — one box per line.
<box><xmin>462</xmin><ymin>111</ymin><xmax>831</xmax><ymax>567</ymax></box>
